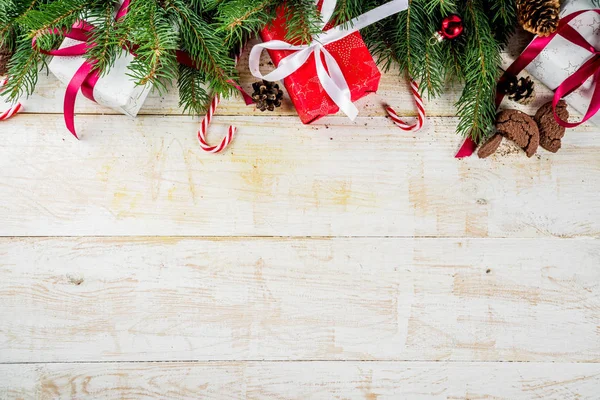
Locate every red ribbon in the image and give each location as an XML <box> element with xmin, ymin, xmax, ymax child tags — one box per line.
<box><xmin>35</xmin><ymin>0</ymin><xmax>252</xmax><ymax>139</ymax></box>
<box><xmin>456</xmin><ymin>9</ymin><xmax>600</xmax><ymax>158</ymax></box>
<box><xmin>33</xmin><ymin>2</ymin><xmax>130</xmax><ymax>139</ymax></box>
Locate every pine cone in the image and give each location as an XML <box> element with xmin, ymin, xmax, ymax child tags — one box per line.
<box><xmin>517</xmin><ymin>0</ymin><xmax>560</xmax><ymax>37</ymax></box>
<box><xmin>252</xmin><ymin>80</ymin><xmax>284</xmax><ymax>112</ymax></box>
<box><xmin>0</xmin><ymin>45</ymin><xmax>13</xmax><ymax>76</ymax></box>
<box><xmin>498</xmin><ymin>75</ymin><xmax>536</xmax><ymax>105</ymax></box>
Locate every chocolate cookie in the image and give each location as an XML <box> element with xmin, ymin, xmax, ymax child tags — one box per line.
<box><xmin>540</xmin><ymin>135</ymin><xmax>562</xmax><ymax>153</ymax></box>
<box><xmin>535</xmin><ymin>100</ymin><xmax>569</xmax><ymax>153</ymax></box>
<box><xmin>495</xmin><ymin>109</ymin><xmax>540</xmax><ymax>158</ymax></box>
<box><xmin>478</xmin><ymin>134</ymin><xmax>503</xmax><ymax>159</ymax></box>
<box><xmin>525</xmin><ymin>124</ymin><xmax>540</xmax><ymax>158</ymax></box>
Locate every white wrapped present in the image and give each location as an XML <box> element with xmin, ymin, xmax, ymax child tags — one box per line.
<box><xmin>47</xmin><ymin>0</ymin><xmax>150</xmax><ymax>118</ymax></box>
<box><xmin>505</xmin><ymin>0</ymin><xmax>600</xmax><ymax>126</ymax></box>
<box><xmin>48</xmin><ymin>40</ymin><xmax>150</xmax><ymax>117</ymax></box>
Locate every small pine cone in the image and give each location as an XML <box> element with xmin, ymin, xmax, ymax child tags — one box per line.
<box><xmin>517</xmin><ymin>0</ymin><xmax>560</xmax><ymax>37</ymax></box>
<box><xmin>252</xmin><ymin>80</ymin><xmax>284</xmax><ymax>112</ymax></box>
<box><xmin>498</xmin><ymin>75</ymin><xmax>536</xmax><ymax>105</ymax></box>
<box><xmin>0</xmin><ymin>44</ymin><xmax>13</xmax><ymax>76</ymax></box>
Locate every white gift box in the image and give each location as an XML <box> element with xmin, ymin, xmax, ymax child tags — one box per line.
<box><xmin>505</xmin><ymin>0</ymin><xmax>600</xmax><ymax>126</ymax></box>
<box><xmin>48</xmin><ymin>41</ymin><xmax>150</xmax><ymax>117</ymax></box>
<box><xmin>47</xmin><ymin>2</ymin><xmax>151</xmax><ymax>117</ymax></box>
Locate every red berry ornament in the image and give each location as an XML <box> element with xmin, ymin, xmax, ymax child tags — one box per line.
<box><xmin>439</xmin><ymin>15</ymin><xmax>464</xmax><ymax>40</ymax></box>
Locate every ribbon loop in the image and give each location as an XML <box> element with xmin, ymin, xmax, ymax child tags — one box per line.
<box><xmin>315</xmin><ymin>46</ymin><xmax>358</xmax><ymax>120</ymax></box>
<box><xmin>552</xmin><ymin>53</ymin><xmax>600</xmax><ymax>128</ymax></box>
<box><xmin>249</xmin><ymin>0</ymin><xmax>409</xmax><ymax>121</ymax></box>
<box><xmin>249</xmin><ymin>43</ymin><xmax>315</xmax><ymax>82</ymax></box>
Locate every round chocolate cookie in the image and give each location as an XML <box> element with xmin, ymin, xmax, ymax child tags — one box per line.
<box><xmin>535</xmin><ymin>100</ymin><xmax>569</xmax><ymax>153</ymax></box>
<box><xmin>525</xmin><ymin>123</ymin><xmax>540</xmax><ymax>158</ymax></box>
<box><xmin>540</xmin><ymin>136</ymin><xmax>561</xmax><ymax>153</ymax></box>
<box><xmin>478</xmin><ymin>134</ymin><xmax>503</xmax><ymax>159</ymax></box>
<box><xmin>495</xmin><ymin>109</ymin><xmax>540</xmax><ymax>158</ymax></box>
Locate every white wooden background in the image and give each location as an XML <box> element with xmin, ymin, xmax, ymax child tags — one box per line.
<box><xmin>1</xmin><ymin>48</ymin><xmax>600</xmax><ymax>399</ymax></box>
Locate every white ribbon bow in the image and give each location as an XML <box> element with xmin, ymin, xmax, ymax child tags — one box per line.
<box><xmin>249</xmin><ymin>0</ymin><xmax>409</xmax><ymax>121</ymax></box>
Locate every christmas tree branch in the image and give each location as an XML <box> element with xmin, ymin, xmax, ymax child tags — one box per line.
<box><xmin>0</xmin><ymin>0</ymin><xmax>38</xmax><ymax>49</ymax></box>
<box><xmin>86</xmin><ymin>0</ymin><xmax>120</xmax><ymax>75</ymax></box>
<box><xmin>283</xmin><ymin>0</ymin><xmax>322</xmax><ymax>43</ymax></box>
<box><xmin>3</xmin><ymin>38</ymin><xmax>40</xmax><ymax>101</ymax></box>
<box><xmin>456</xmin><ymin>0</ymin><xmax>502</xmax><ymax>142</ymax></box>
<box><xmin>486</xmin><ymin>0</ymin><xmax>517</xmax><ymax>44</ymax></box>
<box><xmin>24</xmin><ymin>0</ymin><xmax>91</xmax><ymax>41</ymax></box>
<box><xmin>215</xmin><ymin>0</ymin><xmax>277</xmax><ymax>48</ymax></box>
<box><xmin>122</xmin><ymin>0</ymin><xmax>178</xmax><ymax>92</ymax></box>
<box><xmin>163</xmin><ymin>0</ymin><xmax>235</xmax><ymax>96</ymax></box>
<box><xmin>178</xmin><ymin>63</ymin><xmax>210</xmax><ymax>115</ymax></box>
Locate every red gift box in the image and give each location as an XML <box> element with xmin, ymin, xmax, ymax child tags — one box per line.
<box><xmin>260</xmin><ymin>5</ymin><xmax>381</xmax><ymax>124</ymax></box>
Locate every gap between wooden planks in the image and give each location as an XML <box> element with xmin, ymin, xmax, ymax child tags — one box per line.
<box><xmin>1</xmin><ymin>237</ymin><xmax>599</xmax><ymax>363</ymax></box>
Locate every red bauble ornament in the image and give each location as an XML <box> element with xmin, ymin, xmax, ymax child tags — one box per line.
<box><xmin>439</xmin><ymin>15</ymin><xmax>464</xmax><ymax>40</ymax></box>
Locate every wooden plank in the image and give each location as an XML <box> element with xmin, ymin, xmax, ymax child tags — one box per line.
<box><xmin>2</xmin><ymin>361</ymin><xmax>600</xmax><ymax>399</ymax></box>
<box><xmin>1</xmin><ymin>114</ymin><xmax>599</xmax><ymax>237</ymax></box>
<box><xmin>1</xmin><ymin>237</ymin><xmax>599</xmax><ymax>363</ymax></box>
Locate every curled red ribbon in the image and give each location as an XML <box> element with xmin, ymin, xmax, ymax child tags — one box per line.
<box><xmin>35</xmin><ymin>0</ymin><xmax>252</xmax><ymax>139</ymax></box>
<box><xmin>456</xmin><ymin>9</ymin><xmax>600</xmax><ymax>158</ymax></box>
<box><xmin>33</xmin><ymin>3</ymin><xmax>130</xmax><ymax>139</ymax></box>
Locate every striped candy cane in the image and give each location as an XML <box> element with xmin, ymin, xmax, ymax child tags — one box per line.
<box><xmin>198</xmin><ymin>45</ymin><xmax>251</xmax><ymax>154</ymax></box>
<box><xmin>0</xmin><ymin>78</ymin><xmax>24</xmax><ymax>121</ymax></box>
<box><xmin>386</xmin><ymin>79</ymin><xmax>425</xmax><ymax>132</ymax></box>
<box><xmin>198</xmin><ymin>94</ymin><xmax>237</xmax><ymax>153</ymax></box>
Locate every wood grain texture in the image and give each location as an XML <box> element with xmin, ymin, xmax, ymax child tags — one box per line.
<box><xmin>1</xmin><ymin>115</ymin><xmax>599</xmax><ymax>237</ymax></box>
<box><xmin>1</xmin><ymin>237</ymin><xmax>599</xmax><ymax>363</ymax></box>
<box><xmin>2</xmin><ymin>361</ymin><xmax>600</xmax><ymax>399</ymax></box>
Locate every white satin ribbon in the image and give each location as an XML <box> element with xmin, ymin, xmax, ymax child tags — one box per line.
<box><xmin>249</xmin><ymin>0</ymin><xmax>409</xmax><ymax>121</ymax></box>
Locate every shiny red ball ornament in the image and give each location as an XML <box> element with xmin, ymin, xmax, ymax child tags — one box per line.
<box><xmin>439</xmin><ymin>14</ymin><xmax>464</xmax><ymax>40</ymax></box>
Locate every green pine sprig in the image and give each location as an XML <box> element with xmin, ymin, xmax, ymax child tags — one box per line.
<box><xmin>455</xmin><ymin>0</ymin><xmax>503</xmax><ymax>143</ymax></box>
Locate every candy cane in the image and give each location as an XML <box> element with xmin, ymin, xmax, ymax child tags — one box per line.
<box><xmin>386</xmin><ymin>79</ymin><xmax>425</xmax><ymax>132</ymax></box>
<box><xmin>198</xmin><ymin>44</ymin><xmax>250</xmax><ymax>154</ymax></box>
<box><xmin>198</xmin><ymin>94</ymin><xmax>237</xmax><ymax>154</ymax></box>
<box><xmin>0</xmin><ymin>78</ymin><xmax>24</xmax><ymax>121</ymax></box>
